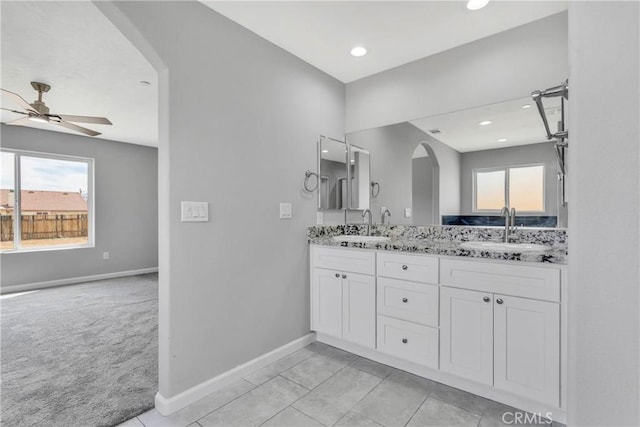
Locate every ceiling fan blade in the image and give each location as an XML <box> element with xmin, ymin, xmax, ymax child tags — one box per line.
<box><xmin>1</xmin><ymin>88</ymin><xmax>37</xmax><ymax>114</ymax></box>
<box><xmin>0</xmin><ymin>107</ymin><xmax>28</xmax><ymax>115</ymax></box>
<box><xmin>55</xmin><ymin>114</ymin><xmax>112</xmax><ymax>125</ymax></box>
<box><xmin>54</xmin><ymin>120</ymin><xmax>101</xmax><ymax>137</ymax></box>
<box><xmin>5</xmin><ymin>116</ymin><xmax>31</xmax><ymax>126</ymax></box>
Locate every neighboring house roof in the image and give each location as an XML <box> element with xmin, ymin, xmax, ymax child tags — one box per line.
<box><xmin>0</xmin><ymin>189</ymin><xmax>87</xmax><ymax>212</ymax></box>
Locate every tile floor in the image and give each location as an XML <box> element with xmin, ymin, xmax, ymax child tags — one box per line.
<box><xmin>118</xmin><ymin>342</ymin><xmax>563</xmax><ymax>427</ymax></box>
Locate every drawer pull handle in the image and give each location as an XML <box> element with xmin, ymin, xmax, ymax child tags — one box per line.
<box><xmin>342</xmin><ymin>274</ymin><xmax>347</xmax><ymax>279</ymax></box>
<box><xmin>483</xmin><ymin>297</ymin><xmax>490</xmax><ymax>303</ymax></box>
<box><xmin>402</xmin><ymin>298</ymin><xmax>408</xmax><ymax>303</ymax></box>
<box><xmin>496</xmin><ymin>298</ymin><xmax>504</xmax><ymax>305</ymax></box>
<box><xmin>335</xmin><ymin>273</ymin><xmax>340</xmax><ymax>278</ymax></box>
<box><xmin>401</xmin><ymin>265</ymin><xmax>408</xmax><ymax>270</ymax></box>
<box><xmin>402</xmin><ymin>338</ymin><xmax>408</xmax><ymax>344</ymax></box>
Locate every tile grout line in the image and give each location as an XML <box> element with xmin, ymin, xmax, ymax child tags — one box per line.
<box><xmin>429</xmin><ymin>394</ymin><xmax>485</xmax><ymax>420</ymax></box>
<box><xmin>193</xmin><ymin>379</ymin><xmax>258</xmax><ymax>425</ymax></box>
<box><xmin>403</xmin><ymin>388</ymin><xmax>433</xmax><ymax>427</ymax></box>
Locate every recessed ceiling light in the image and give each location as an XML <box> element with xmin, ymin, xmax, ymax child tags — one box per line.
<box><xmin>466</xmin><ymin>0</ymin><xmax>490</xmax><ymax>11</ymax></box>
<box><xmin>350</xmin><ymin>46</ymin><xmax>367</xmax><ymax>57</ymax></box>
<box><xmin>139</xmin><ymin>80</ymin><xmax>151</xmax><ymax>86</ymax></box>
<box><xmin>322</xmin><ymin>150</ymin><xmax>328</xmax><ymax>153</ymax></box>
<box><xmin>479</xmin><ymin>120</ymin><xmax>492</xmax><ymax>126</ymax></box>
<box><xmin>522</xmin><ymin>104</ymin><xmax>532</xmax><ymax>109</ymax></box>
<box><xmin>498</xmin><ymin>138</ymin><xmax>508</xmax><ymax>142</ymax></box>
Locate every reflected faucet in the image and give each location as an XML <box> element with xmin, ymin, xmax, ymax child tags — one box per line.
<box><xmin>382</xmin><ymin>208</ymin><xmax>391</xmax><ymax>225</ymax></box>
<box><xmin>362</xmin><ymin>209</ymin><xmax>373</xmax><ymax>236</ymax></box>
<box><xmin>500</xmin><ymin>207</ymin><xmax>518</xmax><ymax>243</ymax></box>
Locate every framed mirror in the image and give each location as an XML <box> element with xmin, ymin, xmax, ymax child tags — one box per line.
<box><xmin>318</xmin><ymin>136</ymin><xmax>347</xmax><ymax>210</ymax></box>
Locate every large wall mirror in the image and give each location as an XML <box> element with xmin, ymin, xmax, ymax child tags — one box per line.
<box><xmin>346</xmin><ymin>94</ymin><xmax>567</xmax><ymax>228</ymax></box>
<box><xmin>318</xmin><ymin>136</ymin><xmax>371</xmax><ymax>211</ymax></box>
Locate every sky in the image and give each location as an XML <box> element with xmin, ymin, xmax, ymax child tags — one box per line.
<box><xmin>1</xmin><ymin>152</ymin><xmax>88</xmax><ymax>193</ymax></box>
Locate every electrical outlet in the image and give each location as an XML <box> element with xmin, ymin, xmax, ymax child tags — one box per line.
<box><xmin>103</xmin><ymin>251</ymin><xmax>109</xmax><ymax>260</ymax></box>
<box><xmin>316</xmin><ymin>211</ymin><xmax>324</xmax><ymax>225</ymax></box>
<box><xmin>404</xmin><ymin>208</ymin><xmax>412</xmax><ymax>218</ymax></box>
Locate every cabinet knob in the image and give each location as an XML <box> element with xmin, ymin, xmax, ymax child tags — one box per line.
<box><xmin>342</xmin><ymin>274</ymin><xmax>347</xmax><ymax>279</ymax></box>
<box><xmin>335</xmin><ymin>273</ymin><xmax>340</xmax><ymax>278</ymax></box>
<box><xmin>402</xmin><ymin>265</ymin><xmax>408</xmax><ymax>270</ymax></box>
<box><xmin>483</xmin><ymin>296</ymin><xmax>490</xmax><ymax>303</ymax></box>
<box><xmin>402</xmin><ymin>298</ymin><xmax>408</xmax><ymax>303</ymax></box>
<box><xmin>496</xmin><ymin>298</ymin><xmax>504</xmax><ymax>305</ymax></box>
<box><xmin>402</xmin><ymin>338</ymin><xmax>408</xmax><ymax>344</ymax></box>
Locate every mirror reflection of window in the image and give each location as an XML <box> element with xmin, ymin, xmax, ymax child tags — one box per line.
<box><xmin>474</xmin><ymin>165</ymin><xmax>544</xmax><ymax>212</ymax></box>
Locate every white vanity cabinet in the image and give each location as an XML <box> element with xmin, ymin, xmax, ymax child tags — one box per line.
<box><xmin>440</xmin><ymin>258</ymin><xmax>561</xmax><ymax>407</ymax></box>
<box><xmin>309</xmin><ymin>245</ymin><xmax>566</xmax><ymax>419</ymax></box>
<box><xmin>311</xmin><ymin>247</ymin><xmax>376</xmax><ymax>348</ymax></box>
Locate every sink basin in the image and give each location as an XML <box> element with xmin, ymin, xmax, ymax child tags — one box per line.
<box><xmin>332</xmin><ymin>235</ymin><xmax>391</xmax><ymax>243</ymax></box>
<box><xmin>459</xmin><ymin>241</ymin><xmax>552</xmax><ymax>252</ymax></box>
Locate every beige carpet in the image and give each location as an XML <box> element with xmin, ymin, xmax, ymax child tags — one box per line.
<box><xmin>0</xmin><ymin>273</ymin><xmax>158</xmax><ymax>427</ymax></box>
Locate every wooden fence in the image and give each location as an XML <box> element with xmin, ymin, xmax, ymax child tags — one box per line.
<box><xmin>0</xmin><ymin>214</ymin><xmax>88</xmax><ymax>241</ymax></box>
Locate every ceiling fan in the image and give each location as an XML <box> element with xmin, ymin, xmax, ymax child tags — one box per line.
<box><xmin>1</xmin><ymin>82</ymin><xmax>112</xmax><ymax>136</ymax></box>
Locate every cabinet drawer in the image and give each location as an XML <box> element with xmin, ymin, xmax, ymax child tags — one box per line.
<box><xmin>312</xmin><ymin>246</ymin><xmax>375</xmax><ymax>275</ymax></box>
<box><xmin>377</xmin><ymin>252</ymin><xmax>438</xmax><ymax>284</ymax></box>
<box><xmin>376</xmin><ymin>315</ymin><xmax>438</xmax><ymax>369</ymax></box>
<box><xmin>377</xmin><ymin>277</ymin><xmax>439</xmax><ymax>326</ymax></box>
<box><xmin>440</xmin><ymin>258</ymin><xmax>560</xmax><ymax>302</ymax></box>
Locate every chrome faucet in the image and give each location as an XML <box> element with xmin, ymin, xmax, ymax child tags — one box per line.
<box><xmin>500</xmin><ymin>207</ymin><xmax>510</xmax><ymax>242</ymax></box>
<box><xmin>362</xmin><ymin>209</ymin><xmax>373</xmax><ymax>236</ymax></box>
<box><xmin>500</xmin><ymin>206</ymin><xmax>518</xmax><ymax>242</ymax></box>
<box><xmin>381</xmin><ymin>208</ymin><xmax>391</xmax><ymax>225</ymax></box>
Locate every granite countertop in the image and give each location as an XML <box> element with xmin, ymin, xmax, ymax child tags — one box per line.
<box><xmin>308</xmin><ymin>225</ymin><xmax>568</xmax><ymax>265</ymax></box>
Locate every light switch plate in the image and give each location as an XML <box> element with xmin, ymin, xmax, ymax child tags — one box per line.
<box><xmin>181</xmin><ymin>201</ymin><xmax>209</xmax><ymax>222</ymax></box>
<box><xmin>280</xmin><ymin>203</ymin><xmax>292</xmax><ymax>219</ymax></box>
<box><xmin>404</xmin><ymin>208</ymin><xmax>412</xmax><ymax>218</ymax></box>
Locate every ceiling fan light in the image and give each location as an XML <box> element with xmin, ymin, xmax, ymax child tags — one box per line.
<box><xmin>467</xmin><ymin>0</ymin><xmax>490</xmax><ymax>10</ymax></box>
<box><xmin>28</xmin><ymin>115</ymin><xmax>49</xmax><ymax>123</ymax></box>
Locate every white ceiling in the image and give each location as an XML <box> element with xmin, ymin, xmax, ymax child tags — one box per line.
<box><xmin>0</xmin><ymin>1</ymin><xmax>567</xmax><ymax>148</ymax></box>
<box><xmin>411</xmin><ymin>96</ymin><xmax>563</xmax><ymax>152</ymax></box>
<box><xmin>1</xmin><ymin>2</ymin><xmax>158</xmax><ymax>147</ymax></box>
<box><xmin>204</xmin><ymin>1</ymin><xmax>567</xmax><ymax>83</ymax></box>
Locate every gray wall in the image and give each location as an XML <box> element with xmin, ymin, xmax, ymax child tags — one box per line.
<box><xmin>0</xmin><ymin>124</ymin><xmax>158</xmax><ymax>288</ymax></box>
<box><xmin>568</xmin><ymin>2</ymin><xmax>639</xmax><ymax>425</ymax></box>
<box><xmin>459</xmin><ymin>142</ymin><xmax>558</xmax><ymax>216</ymax></box>
<box><xmin>102</xmin><ymin>1</ymin><xmax>345</xmax><ymax>399</ymax></box>
<box><xmin>346</xmin><ymin>12</ymin><xmax>568</xmax><ymax>132</ymax></box>
<box><xmin>412</xmin><ymin>156</ymin><xmax>433</xmax><ymax>224</ymax></box>
<box><xmin>347</xmin><ymin>122</ymin><xmax>460</xmax><ymax>225</ymax></box>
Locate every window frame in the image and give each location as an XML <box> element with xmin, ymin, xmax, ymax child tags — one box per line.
<box><xmin>1</xmin><ymin>148</ymin><xmax>95</xmax><ymax>253</ymax></box>
<box><xmin>472</xmin><ymin>163</ymin><xmax>546</xmax><ymax>214</ymax></box>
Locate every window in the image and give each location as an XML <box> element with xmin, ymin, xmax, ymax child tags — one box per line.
<box><xmin>1</xmin><ymin>149</ymin><xmax>93</xmax><ymax>252</ymax></box>
<box><xmin>474</xmin><ymin>164</ymin><xmax>544</xmax><ymax>212</ymax></box>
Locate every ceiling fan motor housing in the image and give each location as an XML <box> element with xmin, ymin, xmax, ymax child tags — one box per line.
<box><xmin>30</xmin><ymin>100</ymin><xmax>49</xmax><ymax>115</ymax></box>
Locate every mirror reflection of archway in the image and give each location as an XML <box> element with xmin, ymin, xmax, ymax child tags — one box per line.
<box><xmin>411</xmin><ymin>142</ymin><xmax>440</xmax><ymax>225</ymax></box>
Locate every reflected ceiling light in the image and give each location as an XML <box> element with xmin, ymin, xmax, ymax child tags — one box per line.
<box><xmin>350</xmin><ymin>46</ymin><xmax>367</xmax><ymax>57</ymax></box>
<box><xmin>479</xmin><ymin>120</ymin><xmax>492</xmax><ymax>126</ymax></box>
<box><xmin>498</xmin><ymin>138</ymin><xmax>508</xmax><ymax>142</ymax></box>
<box><xmin>321</xmin><ymin>150</ymin><xmax>328</xmax><ymax>153</ymax></box>
<box><xmin>466</xmin><ymin>0</ymin><xmax>490</xmax><ymax>10</ymax></box>
<box><xmin>522</xmin><ymin>104</ymin><xmax>532</xmax><ymax>109</ymax></box>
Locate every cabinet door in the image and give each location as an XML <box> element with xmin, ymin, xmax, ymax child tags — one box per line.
<box><xmin>311</xmin><ymin>268</ymin><xmax>342</xmax><ymax>338</ymax></box>
<box><xmin>494</xmin><ymin>295</ymin><xmax>560</xmax><ymax>406</ymax></box>
<box><xmin>342</xmin><ymin>272</ymin><xmax>376</xmax><ymax>348</ymax></box>
<box><xmin>440</xmin><ymin>287</ymin><xmax>494</xmax><ymax>385</ymax></box>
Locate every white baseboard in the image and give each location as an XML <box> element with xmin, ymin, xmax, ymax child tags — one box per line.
<box><xmin>0</xmin><ymin>267</ymin><xmax>159</xmax><ymax>294</ymax></box>
<box><xmin>155</xmin><ymin>332</ymin><xmax>316</xmax><ymax>416</ymax></box>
